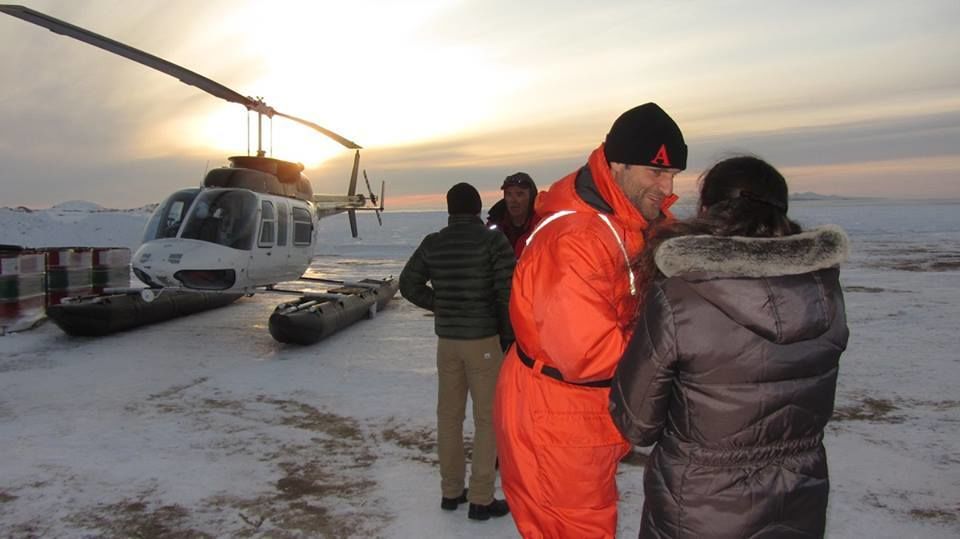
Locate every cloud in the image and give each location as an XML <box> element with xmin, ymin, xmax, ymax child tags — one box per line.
<box><xmin>2</xmin><ymin>0</ymin><xmax>959</xmax><ymax>208</ymax></box>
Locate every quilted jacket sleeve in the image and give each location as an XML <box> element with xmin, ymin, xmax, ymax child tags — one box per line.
<box><xmin>609</xmin><ymin>281</ymin><xmax>678</xmax><ymax>446</ymax></box>
<box><xmin>399</xmin><ymin>237</ymin><xmax>435</xmax><ymax>312</ymax></box>
<box><xmin>490</xmin><ymin>231</ymin><xmax>516</xmax><ymax>342</ymax></box>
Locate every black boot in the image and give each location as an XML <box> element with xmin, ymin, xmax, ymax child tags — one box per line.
<box><xmin>468</xmin><ymin>498</ymin><xmax>510</xmax><ymax>520</ymax></box>
<box><xmin>441</xmin><ymin>488</ymin><xmax>468</xmax><ymax>511</ymax></box>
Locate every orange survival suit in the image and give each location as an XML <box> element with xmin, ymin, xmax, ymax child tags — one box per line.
<box><xmin>494</xmin><ymin>144</ymin><xmax>676</xmax><ymax>538</ymax></box>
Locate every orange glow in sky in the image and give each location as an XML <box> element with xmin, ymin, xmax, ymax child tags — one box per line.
<box><xmin>0</xmin><ymin>1</ymin><xmax>957</xmax><ymax>208</ymax></box>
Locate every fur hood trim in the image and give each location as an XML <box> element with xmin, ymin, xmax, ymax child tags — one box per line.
<box><xmin>655</xmin><ymin>225</ymin><xmax>849</xmax><ymax>278</ymax></box>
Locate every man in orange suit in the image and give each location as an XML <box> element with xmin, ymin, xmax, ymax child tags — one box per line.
<box><xmin>494</xmin><ymin>103</ymin><xmax>687</xmax><ymax>538</ymax></box>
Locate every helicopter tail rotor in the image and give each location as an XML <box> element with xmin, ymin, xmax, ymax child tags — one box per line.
<box><xmin>364</xmin><ymin>170</ymin><xmax>383</xmax><ymax>226</ymax></box>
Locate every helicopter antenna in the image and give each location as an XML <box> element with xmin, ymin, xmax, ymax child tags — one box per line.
<box><xmin>0</xmin><ymin>4</ymin><xmax>362</xmax><ymax>153</ymax></box>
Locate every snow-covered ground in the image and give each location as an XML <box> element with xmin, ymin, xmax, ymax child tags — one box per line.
<box><xmin>1</xmin><ymin>200</ymin><xmax>958</xmax><ymax>537</ymax></box>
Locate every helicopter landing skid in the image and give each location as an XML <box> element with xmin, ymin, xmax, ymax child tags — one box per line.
<box><xmin>46</xmin><ymin>288</ymin><xmax>244</xmax><ymax>337</ymax></box>
<box><xmin>267</xmin><ymin>277</ymin><xmax>399</xmax><ymax>345</ymax></box>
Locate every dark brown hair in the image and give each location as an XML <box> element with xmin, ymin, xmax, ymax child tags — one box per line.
<box><xmin>634</xmin><ymin>156</ymin><xmax>802</xmax><ymax>295</ymax></box>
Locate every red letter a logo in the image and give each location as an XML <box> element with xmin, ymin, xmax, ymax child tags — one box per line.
<box><xmin>650</xmin><ymin>144</ymin><xmax>672</xmax><ymax>167</ymax></box>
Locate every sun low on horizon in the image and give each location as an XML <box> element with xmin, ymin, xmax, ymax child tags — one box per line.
<box><xmin>149</xmin><ymin>0</ymin><xmax>531</xmax><ymax>169</ymax></box>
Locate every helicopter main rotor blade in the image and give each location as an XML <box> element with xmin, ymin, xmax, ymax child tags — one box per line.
<box><xmin>2</xmin><ymin>4</ymin><xmax>363</xmax><ymax>150</ymax></box>
<box><xmin>0</xmin><ymin>4</ymin><xmax>266</xmax><ymax>113</ymax></box>
<box><xmin>274</xmin><ymin>111</ymin><xmax>361</xmax><ymax>150</ymax></box>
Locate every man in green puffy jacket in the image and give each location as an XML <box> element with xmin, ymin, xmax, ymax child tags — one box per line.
<box><xmin>399</xmin><ymin>182</ymin><xmax>515</xmax><ymax>521</ymax></box>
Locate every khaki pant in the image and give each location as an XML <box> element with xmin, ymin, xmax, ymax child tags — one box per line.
<box><xmin>436</xmin><ymin>335</ymin><xmax>503</xmax><ymax>505</ymax></box>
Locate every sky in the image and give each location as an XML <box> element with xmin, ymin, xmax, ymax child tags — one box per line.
<box><xmin>1</xmin><ymin>0</ymin><xmax>958</xmax><ymax>210</ymax></box>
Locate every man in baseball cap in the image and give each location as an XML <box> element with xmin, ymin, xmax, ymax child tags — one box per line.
<box><xmin>494</xmin><ymin>103</ymin><xmax>686</xmax><ymax>537</ymax></box>
<box><xmin>485</xmin><ymin>172</ymin><xmax>540</xmax><ymax>257</ymax></box>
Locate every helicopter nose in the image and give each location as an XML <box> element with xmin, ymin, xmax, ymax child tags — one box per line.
<box><xmin>132</xmin><ymin>239</ymin><xmax>243</xmax><ymax>291</ymax></box>
<box><xmin>173</xmin><ymin>269</ymin><xmax>237</xmax><ymax>290</ymax></box>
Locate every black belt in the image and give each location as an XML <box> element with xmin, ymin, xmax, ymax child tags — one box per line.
<box><xmin>515</xmin><ymin>345</ymin><xmax>612</xmax><ymax>388</ymax></box>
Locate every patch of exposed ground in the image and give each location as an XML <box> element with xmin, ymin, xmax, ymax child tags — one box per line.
<box><xmin>379</xmin><ymin>418</ymin><xmax>475</xmax><ymax>467</ymax></box>
<box><xmin>863</xmin><ymin>491</ymin><xmax>959</xmax><ymax>529</ymax></box>
<box><xmin>0</xmin><ymin>399</ymin><xmax>13</xmax><ymax>420</ymax></box>
<box><xmin>0</xmin><ymin>491</ymin><xmax>17</xmax><ymax>503</ymax></box>
<box><xmin>863</xmin><ymin>244</ymin><xmax>960</xmax><ymax>272</ymax></box>
<box><xmin>919</xmin><ymin>399</ymin><xmax>959</xmax><ymax>412</ymax></box>
<box><xmin>147</xmin><ymin>377</ymin><xmax>210</xmax><ymax>401</ymax></box>
<box><xmin>67</xmin><ymin>498</ymin><xmax>210</xmax><ymax>539</ymax></box>
<box><xmin>908</xmin><ymin>507</ymin><xmax>959</xmax><ymax>525</ymax></box>
<box><xmin>832</xmin><ymin>397</ymin><xmax>904</xmax><ymax>423</ymax></box>
<box><xmin>0</xmin><ymin>347</ymin><xmax>56</xmax><ymax>373</ymax></box>
<box><xmin>198</xmin><ymin>395</ymin><xmax>386</xmax><ymax>537</ymax></box>
<box><xmin>52</xmin><ymin>390</ymin><xmax>391</xmax><ymax>537</ymax></box>
<box><xmin>843</xmin><ymin>285</ymin><xmax>887</xmax><ymax>293</ymax></box>
<box><xmin>833</xmin><ymin>397</ymin><xmax>959</xmax><ymax>425</ymax></box>
<box><xmin>208</xmin><ymin>453</ymin><xmax>383</xmax><ymax>538</ymax></box>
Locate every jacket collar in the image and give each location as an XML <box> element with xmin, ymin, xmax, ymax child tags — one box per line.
<box><xmin>655</xmin><ymin>225</ymin><xmax>850</xmax><ymax>278</ymax></box>
<box><xmin>574</xmin><ymin>165</ymin><xmax>613</xmax><ymax>213</ymax></box>
<box><xmin>447</xmin><ymin>214</ymin><xmax>483</xmax><ymax>226</ymax></box>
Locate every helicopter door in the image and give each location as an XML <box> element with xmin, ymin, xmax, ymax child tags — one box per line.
<box><xmin>286</xmin><ymin>201</ymin><xmax>312</xmax><ymax>277</ymax></box>
<box><xmin>247</xmin><ymin>198</ymin><xmax>299</xmax><ymax>285</ymax></box>
<box><xmin>274</xmin><ymin>200</ymin><xmax>304</xmax><ymax>273</ymax></box>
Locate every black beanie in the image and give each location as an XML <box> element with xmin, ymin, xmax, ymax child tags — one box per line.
<box><xmin>446</xmin><ymin>182</ymin><xmax>482</xmax><ymax>215</ymax></box>
<box><xmin>604</xmin><ymin>103</ymin><xmax>687</xmax><ymax>170</ymax></box>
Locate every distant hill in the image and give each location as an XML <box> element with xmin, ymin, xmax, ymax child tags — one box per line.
<box><xmin>790</xmin><ymin>192</ymin><xmax>880</xmax><ymax>201</ymax></box>
<box><xmin>2</xmin><ymin>200</ymin><xmax>157</xmax><ymax>214</ymax></box>
<box><xmin>671</xmin><ymin>191</ymin><xmax>879</xmax><ymax>205</ymax></box>
<box><xmin>50</xmin><ymin>200</ymin><xmax>104</xmax><ymax>212</ymax></box>
<box><xmin>0</xmin><ymin>202</ymin><xmax>150</xmax><ymax>250</ymax></box>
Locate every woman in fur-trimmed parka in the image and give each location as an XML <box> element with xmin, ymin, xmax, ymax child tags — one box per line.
<box><xmin>610</xmin><ymin>156</ymin><xmax>850</xmax><ymax>539</ymax></box>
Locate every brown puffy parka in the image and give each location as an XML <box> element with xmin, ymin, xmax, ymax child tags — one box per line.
<box><xmin>610</xmin><ymin>225</ymin><xmax>850</xmax><ymax>538</ymax></box>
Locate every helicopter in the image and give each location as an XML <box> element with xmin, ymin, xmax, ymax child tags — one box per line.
<box><xmin>0</xmin><ymin>4</ymin><xmax>385</xmax><ymax>295</ymax></box>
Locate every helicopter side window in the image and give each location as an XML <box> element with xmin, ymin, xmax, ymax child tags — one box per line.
<box><xmin>258</xmin><ymin>201</ymin><xmax>276</xmax><ymax>247</ymax></box>
<box><xmin>276</xmin><ymin>202</ymin><xmax>288</xmax><ymax>247</ymax></box>
<box><xmin>292</xmin><ymin>206</ymin><xmax>313</xmax><ymax>246</ymax></box>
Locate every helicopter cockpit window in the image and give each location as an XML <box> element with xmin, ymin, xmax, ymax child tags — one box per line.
<box><xmin>258</xmin><ymin>201</ymin><xmax>276</xmax><ymax>247</ymax></box>
<box><xmin>180</xmin><ymin>190</ymin><xmax>257</xmax><ymax>250</ymax></box>
<box><xmin>142</xmin><ymin>188</ymin><xmax>200</xmax><ymax>242</ymax></box>
<box><xmin>292</xmin><ymin>206</ymin><xmax>313</xmax><ymax>246</ymax></box>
